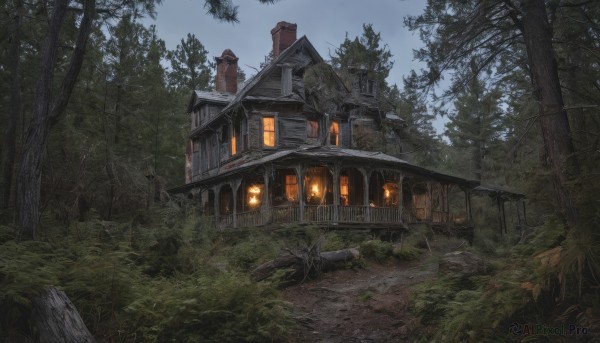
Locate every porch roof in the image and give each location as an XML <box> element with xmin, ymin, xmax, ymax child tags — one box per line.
<box><xmin>169</xmin><ymin>146</ymin><xmax>482</xmax><ymax>194</ymax></box>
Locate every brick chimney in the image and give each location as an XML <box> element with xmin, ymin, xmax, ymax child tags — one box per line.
<box><xmin>271</xmin><ymin>21</ymin><xmax>297</xmax><ymax>58</ymax></box>
<box><xmin>215</xmin><ymin>49</ymin><xmax>238</xmax><ymax>94</ymax></box>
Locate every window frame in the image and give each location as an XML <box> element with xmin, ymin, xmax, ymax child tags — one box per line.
<box><xmin>306</xmin><ymin>119</ymin><xmax>319</xmax><ymax>139</ymax></box>
<box><xmin>262</xmin><ymin>114</ymin><xmax>277</xmax><ymax>149</ymax></box>
<box><xmin>329</xmin><ymin>120</ymin><xmax>340</xmax><ymax>146</ymax></box>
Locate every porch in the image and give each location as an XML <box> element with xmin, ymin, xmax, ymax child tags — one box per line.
<box><xmin>213</xmin><ymin>205</ymin><xmax>468</xmax><ymax>229</ymax></box>
<box><xmin>199</xmin><ymin>162</ymin><xmax>474</xmax><ymax>230</ymax></box>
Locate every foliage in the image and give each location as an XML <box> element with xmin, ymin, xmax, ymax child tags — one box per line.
<box><xmin>360</xmin><ymin>239</ymin><xmax>393</xmax><ymax>262</ymax></box>
<box><xmin>0</xmin><ymin>207</ymin><xmax>295</xmax><ymax>342</ymax></box>
<box><xmin>167</xmin><ymin>33</ymin><xmax>213</xmax><ymax>90</ymax></box>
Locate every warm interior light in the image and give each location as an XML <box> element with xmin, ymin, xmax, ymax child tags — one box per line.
<box><xmin>384</xmin><ymin>189</ymin><xmax>390</xmax><ymax>198</ymax></box>
<box><xmin>249</xmin><ymin>195</ymin><xmax>259</xmax><ymax>205</ymax></box>
<box><xmin>247</xmin><ymin>185</ymin><xmax>262</xmax><ymax>208</ymax></box>
<box><xmin>311</xmin><ymin>183</ymin><xmax>320</xmax><ymax>197</ymax></box>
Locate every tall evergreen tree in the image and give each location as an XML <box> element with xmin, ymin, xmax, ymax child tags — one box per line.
<box><xmin>405</xmin><ymin>0</ymin><xmax>584</xmax><ymax>227</ymax></box>
<box><xmin>445</xmin><ymin>71</ymin><xmax>503</xmax><ymax>181</ymax></box>
<box><xmin>167</xmin><ymin>33</ymin><xmax>213</xmax><ymax>91</ymax></box>
<box><xmin>330</xmin><ymin>23</ymin><xmax>393</xmax><ymax>96</ymax></box>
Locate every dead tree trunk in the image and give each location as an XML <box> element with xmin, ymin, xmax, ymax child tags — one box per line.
<box><xmin>30</xmin><ymin>287</ymin><xmax>96</xmax><ymax>343</ymax></box>
<box><xmin>252</xmin><ymin>248</ymin><xmax>360</xmax><ymax>282</ymax></box>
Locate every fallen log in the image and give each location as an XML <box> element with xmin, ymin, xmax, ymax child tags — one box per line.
<box><xmin>252</xmin><ymin>248</ymin><xmax>360</xmax><ymax>282</ymax></box>
<box><xmin>30</xmin><ymin>286</ymin><xmax>96</xmax><ymax>343</ymax></box>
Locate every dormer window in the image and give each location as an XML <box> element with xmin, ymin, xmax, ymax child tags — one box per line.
<box><xmin>263</xmin><ymin>116</ymin><xmax>276</xmax><ymax>148</ymax></box>
<box><xmin>329</xmin><ymin>121</ymin><xmax>340</xmax><ymax>146</ymax></box>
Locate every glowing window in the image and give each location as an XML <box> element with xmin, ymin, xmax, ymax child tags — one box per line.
<box><xmin>340</xmin><ymin>175</ymin><xmax>349</xmax><ymax>205</ymax></box>
<box><xmin>263</xmin><ymin>117</ymin><xmax>275</xmax><ymax>147</ymax></box>
<box><xmin>285</xmin><ymin>175</ymin><xmax>298</xmax><ymax>201</ymax></box>
<box><xmin>307</xmin><ymin>120</ymin><xmax>319</xmax><ymax>138</ymax></box>
<box><xmin>329</xmin><ymin>121</ymin><xmax>339</xmax><ymax>146</ymax></box>
<box><xmin>231</xmin><ymin>135</ymin><xmax>237</xmax><ymax>155</ymax></box>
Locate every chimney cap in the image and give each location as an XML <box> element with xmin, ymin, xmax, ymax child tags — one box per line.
<box><xmin>215</xmin><ymin>49</ymin><xmax>239</xmax><ymax>64</ymax></box>
<box><xmin>271</xmin><ymin>21</ymin><xmax>297</xmax><ymax>35</ymax></box>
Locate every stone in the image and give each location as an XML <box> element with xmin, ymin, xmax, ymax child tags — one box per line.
<box><xmin>438</xmin><ymin>251</ymin><xmax>488</xmax><ymax>277</ymax></box>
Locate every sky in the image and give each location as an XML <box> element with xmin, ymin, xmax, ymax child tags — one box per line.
<box><xmin>144</xmin><ymin>0</ymin><xmax>448</xmax><ymax>132</ymax></box>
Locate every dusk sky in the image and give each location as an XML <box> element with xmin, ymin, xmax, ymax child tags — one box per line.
<box><xmin>144</xmin><ymin>0</ymin><xmax>448</xmax><ymax>131</ymax></box>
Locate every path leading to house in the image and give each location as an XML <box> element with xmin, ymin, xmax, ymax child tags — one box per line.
<box><xmin>282</xmin><ymin>256</ymin><xmax>438</xmax><ymax>342</ymax></box>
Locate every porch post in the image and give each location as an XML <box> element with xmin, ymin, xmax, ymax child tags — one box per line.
<box><xmin>213</xmin><ymin>185</ymin><xmax>220</xmax><ymax>228</ymax></box>
<box><xmin>445</xmin><ymin>184</ymin><xmax>450</xmax><ymax>223</ymax></box>
<box><xmin>427</xmin><ymin>181</ymin><xmax>433</xmax><ymax>222</ymax></box>
<box><xmin>466</xmin><ymin>190</ymin><xmax>472</xmax><ymax>225</ymax></box>
<box><xmin>263</xmin><ymin>166</ymin><xmax>271</xmax><ymax>225</ymax></box>
<box><xmin>397</xmin><ymin>173</ymin><xmax>404</xmax><ymax>222</ymax></box>
<box><xmin>360</xmin><ymin>168</ymin><xmax>371</xmax><ymax>222</ymax></box>
<box><xmin>331</xmin><ymin>164</ymin><xmax>340</xmax><ymax>223</ymax></box>
<box><xmin>232</xmin><ymin>179</ymin><xmax>241</xmax><ymax>228</ymax></box>
<box><xmin>296</xmin><ymin>164</ymin><xmax>305</xmax><ymax>222</ymax></box>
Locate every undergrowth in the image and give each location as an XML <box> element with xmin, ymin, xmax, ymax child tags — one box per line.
<box><xmin>0</xmin><ymin>201</ymin><xmax>295</xmax><ymax>342</ymax></box>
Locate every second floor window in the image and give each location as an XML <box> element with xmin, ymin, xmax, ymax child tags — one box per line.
<box><xmin>307</xmin><ymin>119</ymin><xmax>319</xmax><ymax>138</ymax></box>
<box><xmin>329</xmin><ymin>121</ymin><xmax>339</xmax><ymax>146</ymax></box>
<box><xmin>263</xmin><ymin>116</ymin><xmax>276</xmax><ymax>147</ymax></box>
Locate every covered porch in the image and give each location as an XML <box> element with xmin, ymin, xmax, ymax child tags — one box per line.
<box><xmin>200</xmin><ymin>162</ymin><xmax>474</xmax><ymax>230</ymax></box>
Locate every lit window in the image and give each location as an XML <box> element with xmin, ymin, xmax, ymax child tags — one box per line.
<box><xmin>263</xmin><ymin>117</ymin><xmax>275</xmax><ymax>147</ymax></box>
<box><xmin>231</xmin><ymin>135</ymin><xmax>237</xmax><ymax>155</ymax></box>
<box><xmin>285</xmin><ymin>175</ymin><xmax>298</xmax><ymax>201</ymax></box>
<box><xmin>329</xmin><ymin>121</ymin><xmax>339</xmax><ymax>146</ymax></box>
<box><xmin>307</xmin><ymin>120</ymin><xmax>319</xmax><ymax>138</ymax></box>
<box><xmin>340</xmin><ymin>175</ymin><xmax>349</xmax><ymax>205</ymax></box>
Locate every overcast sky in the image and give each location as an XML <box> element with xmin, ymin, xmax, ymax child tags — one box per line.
<box><xmin>144</xmin><ymin>0</ymin><xmax>448</xmax><ymax>131</ymax></box>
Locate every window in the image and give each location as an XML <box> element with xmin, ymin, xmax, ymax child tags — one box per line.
<box><xmin>329</xmin><ymin>121</ymin><xmax>339</xmax><ymax>146</ymax></box>
<box><xmin>231</xmin><ymin>123</ymin><xmax>238</xmax><ymax>156</ymax></box>
<box><xmin>263</xmin><ymin>116</ymin><xmax>275</xmax><ymax>147</ymax></box>
<box><xmin>285</xmin><ymin>175</ymin><xmax>298</xmax><ymax>202</ymax></box>
<box><xmin>307</xmin><ymin>119</ymin><xmax>319</xmax><ymax>138</ymax></box>
<box><xmin>340</xmin><ymin>175</ymin><xmax>349</xmax><ymax>205</ymax></box>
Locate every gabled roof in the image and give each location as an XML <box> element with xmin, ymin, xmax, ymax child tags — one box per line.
<box><xmin>187</xmin><ymin>90</ymin><xmax>234</xmax><ymax>113</ymax></box>
<box><xmin>188</xmin><ymin>35</ymin><xmax>353</xmax><ymax>138</ymax></box>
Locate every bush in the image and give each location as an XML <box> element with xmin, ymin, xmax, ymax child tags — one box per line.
<box><xmin>360</xmin><ymin>240</ymin><xmax>393</xmax><ymax>262</ymax></box>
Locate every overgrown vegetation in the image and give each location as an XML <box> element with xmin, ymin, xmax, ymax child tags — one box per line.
<box><xmin>0</xmin><ymin>203</ymin><xmax>295</xmax><ymax>342</ymax></box>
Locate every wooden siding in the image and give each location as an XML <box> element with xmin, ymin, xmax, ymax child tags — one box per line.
<box><xmin>278</xmin><ymin>114</ymin><xmax>306</xmax><ymax>148</ymax></box>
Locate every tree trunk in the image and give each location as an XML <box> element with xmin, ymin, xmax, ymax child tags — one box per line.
<box><xmin>252</xmin><ymin>248</ymin><xmax>360</xmax><ymax>282</ymax></box>
<box><xmin>521</xmin><ymin>0</ymin><xmax>579</xmax><ymax>227</ymax></box>
<box><xmin>1</xmin><ymin>0</ymin><xmax>23</xmax><ymax>210</ymax></box>
<box><xmin>16</xmin><ymin>0</ymin><xmax>95</xmax><ymax>239</ymax></box>
<box><xmin>31</xmin><ymin>287</ymin><xmax>96</xmax><ymax>343</ymax></box>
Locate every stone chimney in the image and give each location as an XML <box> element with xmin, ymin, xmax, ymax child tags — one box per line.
<box><xmin>271</xmin><ymin>21</ymin><xmax>297</xmax><ymax>58</ymax></box>
<box><xmin>215</xmin><ymin>49</ymin><xmax>238</xmax><ymax>94</ymax></box>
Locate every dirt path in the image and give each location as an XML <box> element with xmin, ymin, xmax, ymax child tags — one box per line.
<box><xmin>282</xmin><ymin>256</ymin><xmax>438</xmax><ymax>342</ymax></box>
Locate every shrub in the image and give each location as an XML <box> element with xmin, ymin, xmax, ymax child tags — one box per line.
<box><xmin>360</xmin><ymin>239</ymin><xmax>393</xmax><ymax>262</ymax></box>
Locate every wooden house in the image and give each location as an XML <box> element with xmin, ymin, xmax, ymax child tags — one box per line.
<box><xmin>170</xmin><ymin>22</ymin><xmax>521</xmax><ymax>231</ymax></box>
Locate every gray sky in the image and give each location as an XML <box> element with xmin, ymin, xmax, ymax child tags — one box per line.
<box><xmin>145</xmin><ymin>0</ymin><xmax>447</xmax><ymax>131</ymax></box>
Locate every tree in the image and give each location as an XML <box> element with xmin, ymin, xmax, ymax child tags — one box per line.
<box><xmin>406</xmin><ymin>0</ymin><xmax>582</xmax><ymax>227</ymax></box>
<box><xmin>14</xmin><ymin>0</ymin><xmax>277</xmax><ymax>239</ymax></box>
<box><xmin>445</xmin><ymin>69</ymin><xmax>504</xmax><ymax>181</ymax></box>
<box><xmin>0</xmin><ymin>0</ymin><xmax>23</xmax><ymax>210</ymax></box>
<box><xmin>167</xmin><ymin>33</ymin><xmax>213</xmax><ymax>90</ymax></box>
<box><xmin>330</xmin><ymin>23</ymin><xmax>393</xmax><ymax>96</ymax></box>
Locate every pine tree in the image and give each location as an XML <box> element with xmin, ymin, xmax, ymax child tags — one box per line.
<box><xmin>167</xmin><ymin>33</ymin><xmax>213</xmax><ymax>91</ymax></box>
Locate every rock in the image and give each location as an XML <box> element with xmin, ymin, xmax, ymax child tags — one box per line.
<box><xmin>438</xmin><ymin>251</ymin><xmax>488</xmax><ymax>277</ymax></box>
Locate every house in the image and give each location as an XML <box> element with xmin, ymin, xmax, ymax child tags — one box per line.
<box><xmin>169</xmin><ymin>22</ymin><xmax>522</xmax><ymax>231</ymax></box>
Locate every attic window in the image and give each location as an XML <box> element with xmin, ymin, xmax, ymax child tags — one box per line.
<box><xmin>329</xmin><ymin>121</ymin><xmax>340</xmax><ymax>146</ymax></box>
<box><xmin>307</xmin><ymin>120</ymin><xmax>319</xmax><ymax>138</ymax></box>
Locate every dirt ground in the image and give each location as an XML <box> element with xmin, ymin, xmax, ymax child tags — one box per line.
<box><xmin>282</xmin><ymin>256</ymin><xmax>438</xmax><ymax>343</ymax></box>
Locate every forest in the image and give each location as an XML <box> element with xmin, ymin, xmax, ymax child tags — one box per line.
<box><xmin>0</xmin><ymin>0</ymin><xmax>599</xmax><ymax>342</ymax></box>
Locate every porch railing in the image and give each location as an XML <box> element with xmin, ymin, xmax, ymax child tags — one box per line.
<box><xmin>214</xmin><ymin>205</ymin><xmax>452</xmax><ymax>229</ymax></box>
